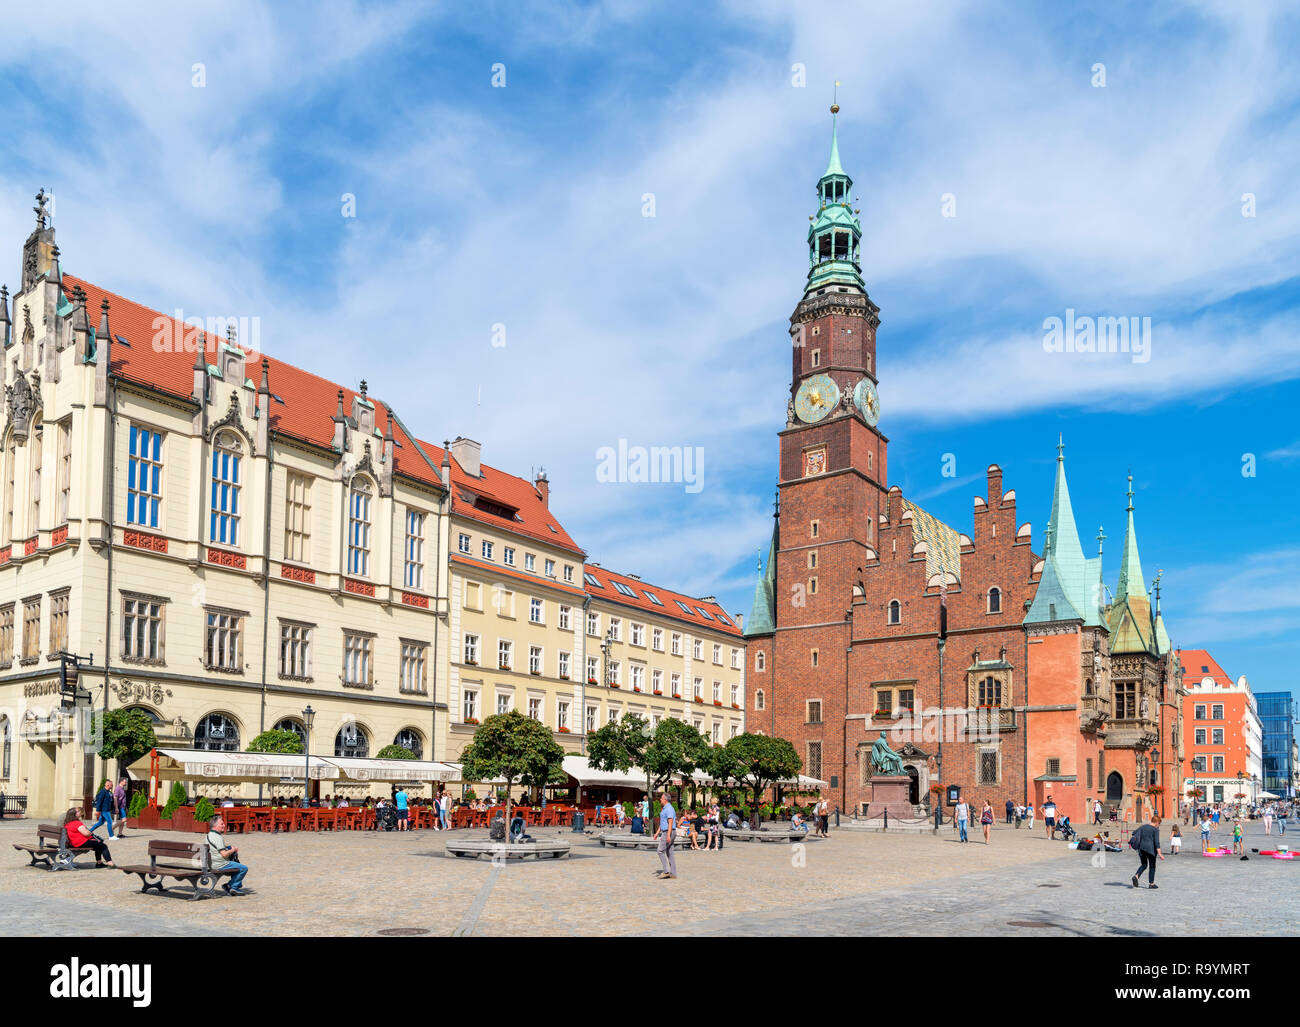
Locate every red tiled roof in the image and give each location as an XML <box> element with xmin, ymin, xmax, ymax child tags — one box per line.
<box><xmin>583</xmin><ymin>563</ymin><xmax>741</xmax><ymax>637</ymax></box>
<box><xmin>1176</xmin><ymin>648</ymin><xmax>1232</xmax><ymax>686</ymax></box>
<box><xmin>62</xmin><ymin>274</ymin><xmax>581</xmax><ymax>549</ymax></box>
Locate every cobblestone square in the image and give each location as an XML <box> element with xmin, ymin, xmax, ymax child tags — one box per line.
<box><xmin>2</xmin><ymin>817</ymin><xmax>1289</xmax><ymax>936</ymax></box>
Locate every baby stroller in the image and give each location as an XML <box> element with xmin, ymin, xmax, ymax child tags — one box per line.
<box><xmin>1057</xmin><ymin>815</ymin><xmax>1077</xmax><ymax>842</ymax></box>
<box><xmin>375</xmin><ymin>804</ymin><xmax>398</xmax><ymax>832</ymax></box>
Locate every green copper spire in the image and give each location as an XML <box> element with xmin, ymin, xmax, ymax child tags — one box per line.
<box><xmin>1115</xmin><ymin>472</ymin><xmax>1148</xmax><ymax>604</ymax></box>
<box><xmin>1108</xmin><ymin>472</ymin><xmax>1158</xmax><ymax>654</ymax></box>
<box><xmin>745</xmin><ymin>516</ymin><xmax>778</xmax><ymax>638</ymax></box>
<box><xmin>1025</xmin><ymin>438</ymin><xmax>1104</xmax><ymax>626</ymax></box>
<box><xmin>805</xmin><ymin>97</ymin><xmax>864</xmax><ymax>296</ymax></box>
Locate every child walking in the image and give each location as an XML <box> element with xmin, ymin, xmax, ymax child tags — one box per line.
<box><xmin>1169</xmin><ymin>823</ymin><xmax>1182</xmax><ymax>854</ymax></box>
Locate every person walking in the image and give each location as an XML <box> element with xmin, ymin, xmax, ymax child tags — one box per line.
<box><xmin>816</xmin><ymin>796</ymin><xmax>830</xmax><ymax>837</ymax></box>
<box><xmin>394</xmin><ymin>787</ymin><xmax>409</xmax><ymax>832</ymax></box>
<box><xmin>438</xmin><ymin>788</ymin><xmax>450</xmax><ymax>832</ymax></box>
<box><xmin>1263</xmin><ymin>806</ymin><xmax>1273</xmax><ymax>835</ymax></box>
<box><xmin>1130</xmin><ymin>814</ymin><xmax>1165</xmax><ymax>889</ymax></box>
<box><xmin>1004</xmin><ymin>797</ymin><xmax>1014</xmax><ymax>825</ymax></box>
<box><xmin>1024</xmin><ymin>800</ymin><xmax>1036</xmax><ymax>832</ymax></box>
<box><xmin>112</xmin><ymin>778</ymin><xmax>129</xmax><ymax>838</ymax></box>
<box><xmin>1169</xmin><ymin>823</ymin><xmax>1182</xmax><ymax>854</ymax></box>
<box><xmin>955</xmin><ymin>798</ymin><xmax>970</xmax><ymax>843</ymax></box>
<box><xmin>653</xmin><ymin>789</ymin><xmax>677</xmax><ymax>879</ymax></box>
<box><xmin>89</xmin><ymin>780</ymin><xmax>116</xmax><ymax>839</ymax></box>
<box><xmin>1094</xmin><ymin>799</ymin><xmax>1103</xmax><ymax>826</ymax></box>
<box><xmin>1232</xmin><ymin>818</ymin><xmax>1245</xmax><ymax>855</ymax></box>
<box><xmin>1277</xmin><ymin>808</ymin><xmax>1287</xmax><ymax>836</ymax></box>
<box><xmin>1200</xmin><ymin>814</ymin><xmax>1212</xmax><ymax>852</ymax></box>
<box><xmin>981</xmin><ymin>800</ymin><xmax>994</xmax><ymax>844</ymax></box>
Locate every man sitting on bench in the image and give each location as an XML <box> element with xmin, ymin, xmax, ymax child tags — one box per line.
<box><xmin>60</xmin><ymin>808</ymin><xmax>115</xmax><ymax>867</ymax></box>
<box><xmin>207</xmin><ymin>815</ymin><xmax>249</xmax><ymax>895</ymax></box>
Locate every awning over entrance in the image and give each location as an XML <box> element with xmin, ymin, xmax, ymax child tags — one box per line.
<box><xmin>127</xmin><ymin>748</ymin><xmax>340</xmax><ymax>782</ymax></box>
<box><xmin>561</xmin><ymin>755</ymin><xmax>648</xmax><ymax>790</ymax></box>
<box><xmin>327</xmin><ymin>756</ymin><xmax>460</xmax><ymax>783</ymax></box>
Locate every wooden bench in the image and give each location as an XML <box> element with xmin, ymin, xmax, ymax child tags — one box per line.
<box><xmin>117</xmin><ymin>839</ymin><xmax>240</xmax><ymax>900</ymax></box>
<box><xmin>12</xmin><ymin>824</ymin><xmax>107</xmax><ymax>871</ymax></box>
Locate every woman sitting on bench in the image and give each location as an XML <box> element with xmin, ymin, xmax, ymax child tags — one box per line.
<box><xmin>60</xmin><ymin>808</ymin><xmax>115</xmax><ymax>867</ymax></box>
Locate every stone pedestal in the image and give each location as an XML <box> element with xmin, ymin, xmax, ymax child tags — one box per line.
<box><xmin>867</xmin><ymin>776</ymin><xmax>916</xmax><ymax>822</ymax></box>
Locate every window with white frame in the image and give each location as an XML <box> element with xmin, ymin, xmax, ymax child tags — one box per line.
<box><xmin>607</xmin><ymin>708</ymin><xmax>619</xmax><ymax>725</ymax></box>
<box><xmin>731</xmin><ymin>684</ymin><xmax>739</xmax><ymax>706</ymax></box>
<box><xmin>279</xmin><ymin>622</ymin><xmax>312</xmax><ymax>679</ymax></box>
<box><xmin>496</xmin><ymin>693</ymin><xmax>511</xmax><ymax>715</ymax></box>
<box><xmin>586</xmin><ymin>655</ymin><xmax>599</xmax><ymax>681</ymax></box>
<box><xmin>558</xmin><ymin>604</ymin><xmax>571</xmax><ymax>630</ymax></box>
<box><xmin>558</xmin><ymin>651</ymin><xmax>570</xmax><ymax>678</ymax></box>
<box><xmin>209</xmin><ymin>431</ymin><xmax>242</xmax><ymax>546</ymax></box>
<box><xmin>400</xmin><ymin>642</ymin><xmax>427</xmax><ymax>693</ymax></box>
<box><xmin>652</xmin><ymin>713</ymin><xmax>662</xmax><ymax>729</ymax></box>
<box><xmin>671</xmin><ymin>672</ymin><xmax>681</xmax><ymax>696</ymax></box>
<box><xmin>458</xmin><ymin>533</ymin><xmax>471</xmax><ymax>554</ymax></box>
<box><xmin>652</xmin><ymin>628</ymin><xmax>664</xmax><ymax>651</ymax></box>
<box><xmin>529</xmin><ymin>597</ymin><xmax>544</xmax><ymax>624</ymax></box>
<box><xmin>503</xmin><ymin>546</ymin><xmax>515</xmax><ymax>565</ymax></box>
<box><xmin>652</xmin><ymin>668</ymin><xmax>663</xmax><ymax>693</ymax></box>
<box><xmin>712</xmin><ymin>722</ymin><xmax>721</xmax><ymax>744</ymax></box>
<box><xmin>713</xmin><ymin>643</ymin><xmax>722</xmax><ymax>664</ymax></box>
<box><xmin>731</xmin><ymin>648</ymin><xmax>741</xmax><ymax>669</ymax></box>
<box><xmin>609</xmin><ymin>617</ymin><xmax>621</xmax><ymax>641</ymax></box>
<box><xmin>712</xmin><ymin>681</ymin><xmax>721</xmax><ymax>703</ymax></box>
<box><xmin>631</xmin><ymin>623</ymin><xmax>645</xmax><ymax>646</ymax></box>
<box><xmin>127</xmin><ymin>424</ymin><xmax>163</xmax><ymax>528</ymax></box>
<box><xmin>347</xmin><ymin>478</ymin><xmax>372</xmax><ymax>576</ymax></box>
<box><xmin>730</xmin><ymin>723</ymin><xmax>740</xmax><ymax>739</ymax></box>
<box><xmin>693</xmin><ymin>677</ymin><xmax>702</xmax><ymax>700</ymax></box>
<box><xmin>609</xmin><ymin>660</ymin><xmax>621</xmax><ymax>685</ymax></box>
<box><xmin>462</xmin><ymin>689</ymin><xmax>479</xmax><ymax>723</ymax></box>
<box><xmin>557</xmin><ymin>700</ymin><xmax>570</xmax><ymax>732</ymax></box>
<box><xmin>671</xmin><ymin>633</ymin><xmax>682</xmax><ymax>656</ymax></box>
<box><xmin>586</xmin><ymin>705</ymin><xmax>598</xmax><ymax>732</ymax></box>
<box><xmin>498</xmin><ymin>639</ymin><xmax>512</xmax><ymax>670</ymax></box>
<box><xmin>464</xmin><ymin>633</ymin><xmax>480</xmax><ymax>664</ymax></box>
<box><xmin>693</xmin><ymin>639</ymin><xmax>702</xmax><ymax>660</ymax></box>
<box><xmin>529</xmin><ymin>645</ymin><xmax>543</xmax><ymax>675</ymax></box>
<box><xmin>587</xmin><ymin>611</ymin><xmax>600</xmax><ymax>635</ymax></box>
<box><xmin>528</xmin><ymin>696</ymin><xmax>542</xmax><ymax>721</ymax></box>
<box><xmin>122</xmin><ymin>595</ymin><xmax>165</xmax><ymax>662</ymax></box>
<box><xmin>342</xmin><ymin>631</ymin><xmax>373</xmax><ymax>687</ymax></box>
<box><xmin>544</xmin><ymin>558</ymin><xmax>555</xmax><ymax>576</ymax></box>
<box><xmin>524</xmin><ymin>553</ymin><xmax>536</xmax><ymax>571</ymax></box>
<box><xmin>404</xmin><ymin>510</ymin><xmax>425</xmax><ymax>589</ymax></box>
<box><xmin>284</xmin><ymin>471</ymin><xmax>312</xmax><ymax>563</ymax></box>
<box><xmin>631</xmin><ymin>665</ymin><xmax>644</xmax><ymax>691</ymax></box>
<box><xmin>563</xmin><ymin>565</ymin><xmax>574</xmax><ymax>582</ymax></box>
<box><xmin>57</xmin><ymin>421</ymin><xmax>71</xmax><ymax>525</ymax></box>
<box><xmin>204</xmin><ymin>610</ymin><xmax>243</xmax><ymax>672</ymax></box>
<box><xmin>482</xmin><ymin>540</ymin><xmax>494</xmax><ymax>560</ymax></box>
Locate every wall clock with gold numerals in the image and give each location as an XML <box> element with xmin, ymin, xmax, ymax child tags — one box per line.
<box><xmin>793</xmin><ymin>373</ymin><xmax>840</xmax><ymax>423</ymax></box>
<box><xmin>853</xmin><ymin>378</ymin><xmax>880</xmax><ymax>427</ymax></box>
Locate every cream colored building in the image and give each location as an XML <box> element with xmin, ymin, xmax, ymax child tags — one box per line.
<box><xmin>0</xmin><ymin>196</ymin><xmax>746</xmax><ymax>819</ymax></box>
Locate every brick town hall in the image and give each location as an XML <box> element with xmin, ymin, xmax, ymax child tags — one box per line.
<box><xmin>743</xmin><ymin>107</ymin><xmax>1185</xmax><ymax>826</ymax></box>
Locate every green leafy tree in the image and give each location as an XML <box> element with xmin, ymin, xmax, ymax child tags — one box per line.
<box><xmin>376</xmin><ymin>744</ymin><xmax>417</xmax><ymax>760</ymax></box>
<box><xmin>458</xmin><ymin>711</ymin><xmax>565</xmax><ymax>839</ymax></box>
<box><xmin>725</xmin><ymin>733</ymin><xmax>801</xmax><ymax>828</ymax></box>
<box><xmin>161</xmin><ymin>781</ymin><xmax>188</xmax><ymax>821</ymax></box>
<box><xmin>127</xmin><ymin>790</ymin><xmax>147</xmax><ymax>817</ymax></box>
<box><xmin>586</xmin><ymin>713</ymin><xmax>652</xmax><ymax>798</ymax></box>
<box><xmin>195</xmin><ymin>797</ymin><xmax>216</xmax><ymax>824</ymax></box>
<box><xmin>644</xmin><ymin>717</ymin><xmax>710</xmax><ymax>807</ymax></box>
<box><xmin>94</xmin><ymin>708</ymin><xmax>158</xmax><ymax>773</ymax></box>
<box><xmin>247</xmin><ymin>729</ymin><xmax>304</xmax><ymax>754</ymax></box>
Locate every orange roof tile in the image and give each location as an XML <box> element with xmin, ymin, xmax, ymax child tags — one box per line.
<box><xmin>1177</xmin><ymin>648</ymin><xmax>1232</xmax><ymax>686</ymax></box>
<box><xmin>583</xmin><ymin>563</ymin><xmax>741</xmax><ymax>637</ymax></box>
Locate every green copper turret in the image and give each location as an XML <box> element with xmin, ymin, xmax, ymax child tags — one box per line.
<box><xmin>805</xmin><ymin>104</ymin><xmax>864</xmax><ymax>296</ymax></box>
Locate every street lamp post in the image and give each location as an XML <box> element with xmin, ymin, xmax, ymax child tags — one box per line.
<box><xmin>302</xmin><ymin>705</ymin><xmax>316</xmax><ymax>807</ymax></box>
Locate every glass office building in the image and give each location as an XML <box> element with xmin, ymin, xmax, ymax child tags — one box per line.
<box><xmin>1257</xmin><ymin>692</ymin><xmax>1296</xmax><ymax>798</ymax></box>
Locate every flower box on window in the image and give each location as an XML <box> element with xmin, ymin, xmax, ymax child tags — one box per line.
<box><xmin>465</xmin><ymin>659</ymin><xmax>478</xmax><ymax>666</ymax></box>
<box><xmin>633</xmin><ymin>687</ymin><xmax>642</xmax><ymax>693</ymax></box>
<box><xmin>653</xmin><ymin>690</ymin><xmax>663</xmax><ymax>696</ymax></box>
<box><xmin>559</xmin><ymin>673</ymin><xmax>570</xmax><ymax>680</ymax></box>
<box><xmin>464</xmin><ymin>717</ymin><xmax>480</xmax><ymax>726</ymax></box>
<box><xmin>558</xmin><ymin>726</ymin><xmax>570</xmax><ymax>734</ymax></box>
<box><xmin>610</xmin><ymin>682</ymin><xmax>620</xmax><ymax>689</ymax></box>
<box><xmin>694</xmin><ymin>698</ymin><xmax>704</xmax><ymax>704</ymax></box>
<box><xmin>713</xmin><ymin>701</ymin><xmax>723</xmax><ymax>707</ymax></box>
<box><xmin>672</xmin><ymin>693</ymin><xmax>682</xmax><ymax>699</ymax></box>
<box><xmin>530</xmin><ymin>670</ymin><xmax>541</xmax><ymax>676</ymax></box>
<box><xmin>731</xmin><ymin>703</ymin><xmax>740</xmax><ymax>709</ymax></box>
<box><xmin>499</xmin><ymin>663</ymin><xmax>511</xmax><ymax>671</ymax></box>
<box><xmin>587</xmin><ymin>677</ymin><xmax>598</xmax><ymax>685</ymax></box>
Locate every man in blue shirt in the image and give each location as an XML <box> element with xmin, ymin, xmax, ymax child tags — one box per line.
<box><xmin>653</xmin><ymin>790</ymin><xmax>677</xmax><ymax>879</ymax></box>
<box><xmin>395</xmin><ymin>788</ymin><xmax>409</xmax><ymax>832</ymax></box>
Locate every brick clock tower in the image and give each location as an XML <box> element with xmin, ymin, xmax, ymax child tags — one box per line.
<box><xmin>747</xmin><ymin>104</ymin><xmax>890</xmax><ymax>797</ymax></box>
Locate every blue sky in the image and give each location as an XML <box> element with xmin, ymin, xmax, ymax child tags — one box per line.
<box><xmin>2</xmin><ymin>0</ymin><xmax>1297</xmax><ymax>703</ymax></box>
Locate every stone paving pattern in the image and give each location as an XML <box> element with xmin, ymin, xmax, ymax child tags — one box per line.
<box><xmin>0</xmin><ymin>817</ymin><xmax>1290</xmax><ymax>936</ymax></box>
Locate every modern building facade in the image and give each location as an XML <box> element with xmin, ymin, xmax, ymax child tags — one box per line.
<box><xmin>1255</xmin><ymin>690</ymin><xmax>1295</xmax><ymax>799</ymax></box>
<box><xmin>1177</xmin><ymin>649</ymin><xmax>1263</xmax><ymax>805</ymax></box>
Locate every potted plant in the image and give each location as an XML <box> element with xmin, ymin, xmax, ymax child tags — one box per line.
<box><xmin>558</xmin><ymin>726</ymin><xmax>571</xmax><ymax>734</ymax></box>
<box><xmin>560</xmin><ymin>673</ymin><xmax>569</xmax><ymax>680</ymax></box>
<box><xmin>125</xmin><ymin>790</ymin><xmax>147</xmax><ymax>829</ymax></box>
<box><xmin>194</xmin><ymin>797</ymin><xmax>216</xmax><ymax>833</ymax></box>
<box><xmin>713</xmin><ymin>700</ymin><xmax>722</xmax><ymax>707</ymax></box>
<box><xmin>653</xmin><ymin>689</ymin><xmax>663</xmax><ymax>695</ymax></box>
<box><xmin>465</xmin><ymin>658</ymin><xmax>478</xmax><ymax>666</ymax></box>
<box><xmin>588</xmin><ymin>677</ymin><xmax>598</xmax><ymax>685</ymax></box>
<box><xmin>464</xmin><ymin>717</ymin><xmax>480</xmax><ymax>726</ymax></box>
<box><xmin>694</xmin><ymin>697</ymin><xmax>704</xmax><ymax>704</ymax></box>
<box><xmin>610</xmin><ymin>681</ymin><xmax>620</xmax><ymax>689</ymax></box>
<box><xmin>731</xmin><ymin>703</ymin><xmax>740</xmax><ymax>709</ymax></box>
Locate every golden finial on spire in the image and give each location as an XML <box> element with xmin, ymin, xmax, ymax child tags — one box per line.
<box><xmin>830</xmin><ymin>80</ymin><xmax>841</xmax><ymax>115</ymax></box>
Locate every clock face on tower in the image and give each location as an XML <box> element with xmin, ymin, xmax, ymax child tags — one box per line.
<box><xmin>794</xmin><ymin>373</ymin><xmax>840</xmax><ymax>423</ymax></box>
<box><xmin>853</xmin><ymin>378</ymin><xmax>880</xmax><ymax>427</ymax></box>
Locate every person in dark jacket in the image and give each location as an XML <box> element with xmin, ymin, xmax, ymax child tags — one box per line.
<box><xmin>89</xmin><ymin>780</ymin><xmax>117</xmax><ymax>839</ymax></box>
<box><xmin>1130</xmin><ymin>814</ymin><xmax>1166</xmax><ymax>889</ymax></box>
<box><xmin>1005</xmin><ymin>798</ymin><xmax>1015</xmax><ymax>824</ymax></box>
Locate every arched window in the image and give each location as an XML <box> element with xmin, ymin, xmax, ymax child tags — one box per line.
<box><xmin>335</xmin><ymin>723</ymin><xmax>369</xmax><ymax>758</ymax></box>
<box><xmin>27</xmin><ymin>417</ymin><xmax>42</xmax><ymax>533</ymax></box>
<box><xmin>755</xmin><ymin>651</ymin><xmax>766</xmax><ymax>672</ymax></box>
<box><xmin>348</xmin><ymin>477</ymin><xmax>373</xmax><ymax>576</ymax></box>
<box><xmin>210</xmin><ymin>431</ymin><xmax>242</xmax><ymax>546</ymax></box>
<box><xmin>393</xmin><ymin>728</ymin><xmax>423</xmax><ymax>759</ymax></box>
<box><xmin>273</xmin><ymin>718</ymin><xmax>306</xmax><ymax>747</ymax></box>
<box><xmin>987</xmin><ymin>587</ymin><xmax>1001</xmax><ymax>614</ymax></box>
<box><xmin>195</xmin><ymin>712</ymin><xmax>240</xmax><ymax>751</ymax></box>
<box><xmin>755</xmin><ymin>689</ymin><xmax>766</xmax><ymax>711</ymax></box>
<box><xmin>888</xmin><ymin>600</ymin><xmax>901</xmax><ymax>625</ymax></box>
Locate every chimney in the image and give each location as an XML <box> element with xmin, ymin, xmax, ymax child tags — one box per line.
<box><xmin>441</xmin><ymin>439</ymin><xmax>452</xmax><ymax>489</ymax></box>
<box><xmin>331</xmin><ymin>389</ymin><xmax>348</xmax><ymax>451</ymax></box>
<box><xmin>450</xmin><ymin>436</ymin><xmax>481</xmax><ymax>478</ymax></box>
<box><xmin>535</xmin><ymin>466</ymin><xmax>549</xmax><ymax>506</ymax></box>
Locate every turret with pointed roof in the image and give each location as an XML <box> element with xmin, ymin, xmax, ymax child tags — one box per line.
<box><xmin>1106</xmin><ymin>473</ymin><xmax>1159</xmax><ymax>655</ymax></box>
<box><xmin>744</xmin><ymin>514</ymin><xmax>778</xmax><ymax>638</ymax></box>
<box><xmin>1024</xmin><ymin>437</ymin><xmax>1104</xmax><ymax>627</ymax></box>
<box><xmin>805</xmin><ymin>102</ymin><xmax>864</xmax><ymax>296</ymax></box>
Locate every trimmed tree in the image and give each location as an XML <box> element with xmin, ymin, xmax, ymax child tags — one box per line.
<box><xmin>586</xmin><ymin>713</ymin><xmax>652</xmax><ymax>800</ymax></box>
<box><xmin>248</xmin><ymin>729</ymin><xmax>304</xmax><ymax>754</ymax></box>
<box><xmin>376</xmin><ymin>744</ymin><xmax>417</xmax><ymax>760</ymax></box>
<box><xmin>458</xmin><ymin>711</ymin><xmax>565</xmax><ymax>841</ymax></box>
<box><xmin>725</xmin><ymin>733</ymin><xmax>801</xmax><ymax>829</ymax></box>
<box><xmin>94</xmin><ymin>708</ymin><xmax>158</xmax><ymax>776</ymax></box>
<box><xmin>644</xmin><ymin>717</ymin><xmax>711</xmax><ymax>809</ymax></box>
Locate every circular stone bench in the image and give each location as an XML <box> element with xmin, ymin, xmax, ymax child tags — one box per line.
<box><xmin>597</xmin><ymin>832</ymin><xmax>698</xmax><ymax>850</ymax></box>
<box><xmin>444</xmin><ymin>838</ymin><xmax>570</xmax><ymax>861</ymax></box>
<box><xmin>723</xmin><ymin>827</ymin><xmax>823</xmax><ymax>843</ymax></box>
